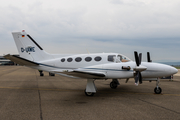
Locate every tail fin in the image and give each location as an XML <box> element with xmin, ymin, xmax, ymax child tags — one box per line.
<box><xmin>12</xmin><ymin>30</ymin><xmax>52</xmax><ymax>62</ymax></box>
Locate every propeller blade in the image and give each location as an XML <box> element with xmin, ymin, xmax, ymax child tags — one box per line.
<box><xmin>147</xmin><ymin>52</ymin><xmax>152</xmax><ymax>62</ymax></box>
<box><xmin>139</xmin><ymin>53</ymin><xmax>142</xmax><ymax>65</ymax></box>
<box><xmin>134</xmin><ymin>51</ymin><xmax>143</xmax><ymax>85</ymax></box>
<box><xmin>134</xmin><ymin>71</ymin><xmax>142</xmax><ymax>85</ymax></box>
<box><xmin>134</xmin><ymin>51</ymin><xmax>139</xmax><ymax>66</ymax></box>
<box><xmin>139</xmin><ymin>72</ymin><xmax>142</xmax><ymax>84</ymax></box>
<box><xmin>135</xmin><ymin>71</ymin><xmax>139</xmax><ymax>84</ymax></box>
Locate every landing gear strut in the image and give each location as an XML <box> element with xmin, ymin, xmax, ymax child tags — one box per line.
<box><xmin>110</xmin><ymin>79</ymin><xmax>120</xmax><ymax>89</ymax></box>
<box><xmin>154</xmin><ymin>78</ymin><xmax>162</xmax><ymax>94</ymax></box>
<box><xmin>39</xmin><ymin>70</ymin><xmax>44</xmax><ymax>76</ymax></box>
<box><xmin>85</xmin><ymin>79</ymin><xmax>96</xmax><ymax>96</ymax></box>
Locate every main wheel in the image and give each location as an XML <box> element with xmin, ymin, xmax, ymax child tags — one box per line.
<box><xmin>110</xmin><ymin>82</ymin><xmax>118</xmax><ymax>89</ymax></box>
<box><xmin>49</xmin><ymin>73</ymin><xmax>55</xmax><ymax>76</ymax></box>
<box><xmin>40</xmin><ymin>73</ymin><xmax>44</xmax><ymax>76</ymax></box>
<box><xmin>154</xmin><ymin>87</ymin><xmax>162</xmax><ymax>94</ymax></box>
<box><xmin>84</xmin><ymin>90</ymin><xmax>95</xmax><ymax>96</ymax></box>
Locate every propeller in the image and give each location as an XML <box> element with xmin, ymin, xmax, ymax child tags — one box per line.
<box><xmin>135</xmin><ymin>71</ymin><xmax>142</xmax><ymax>85</ymax></box>
<box><xmin>134</xmin><ymin>51</ymin><xmax>140</xmax><ymax>66</ymax></box>
<box><xmin>134</xmin><ymin>51</ymin><xmax>143</xmax><ymax>85</ymax></box>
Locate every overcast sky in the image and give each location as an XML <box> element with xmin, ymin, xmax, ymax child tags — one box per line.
<box><xmin>0</xmin><ymin>0</ymin><xmax>180</xmax><ymax>62</ymax></box>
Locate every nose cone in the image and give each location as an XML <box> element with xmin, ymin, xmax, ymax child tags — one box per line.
<box><xmin>170</xmin><ymin>66</ymin><xmax>178</xmax><ymax>75</ymax></box>
<box><xmin>142</xmin><ymin>62</ymin><xmax>178</xmax><ymax>77</ymax></box>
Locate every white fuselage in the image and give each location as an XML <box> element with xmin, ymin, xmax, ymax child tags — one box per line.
<box><xmin>31</xmin><ymin>53</ymin><xmax>177</xmax><ymax>79</ymax></box>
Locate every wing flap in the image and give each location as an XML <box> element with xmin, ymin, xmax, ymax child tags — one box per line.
<box><xmin>4</xmin><ymin>54</ymin><xmax>39</xmax><ymax>66</ymax></box>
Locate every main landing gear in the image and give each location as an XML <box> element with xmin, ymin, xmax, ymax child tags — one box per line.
<box><xmin>84</xmin><ymin>78</ymin><xmax>162</xmax><ymax>96</ymax></box>
<box><xmin>85</xmin><ymin>79</ymin><xmax>96</xmax><ymax>96</ymax></box>
<box><xmin>154</xmin><ymin>78</ymin><xmax>162</xmax><ymax>94</ymax></box>
<box><xmin>110</xmin><ymin>79</ymin><xmax>120</xmax><ymax>89</ymax></box>
<box><xmin>84</xmin><ymin>90</ymin><xmax>95</xmax><ymax>96</ymax></box>
<box><xmin>38</xmin><ymin>70</ymin><xmax>55</xmax><ymax>77</ymax></box>
<box><xmin>39</xmin><ymin>70</ymin><xmax>44</xmax><ymax>76</ymax></box>
<box><xmin>84</xmin><ymin>79</ymin><xmax>120</xmax><ymax>96</ymax></box>
<box><xmin>49</xmin><ymin>72</ymin><xmax>55</xmax><ymax>76</ymax></box>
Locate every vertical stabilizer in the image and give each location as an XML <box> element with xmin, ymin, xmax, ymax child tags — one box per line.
<box><xmin>12</xmin><ymin>30</ymin><xmax>52</xmax><ymax>62</ymax></box>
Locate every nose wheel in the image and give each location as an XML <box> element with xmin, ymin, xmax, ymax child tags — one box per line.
<box><xmin>154</xmin><ymin>78</ymin><xmax>162</xmax><ymax>94</ymax></box>
<box><xmin>154</xmin><ymin>87</ymin><xmax>162</xmax><ymax>94</ymax></box>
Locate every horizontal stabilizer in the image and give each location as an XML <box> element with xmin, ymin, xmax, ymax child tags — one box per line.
<box><xmin>4</xmin><ymin>54</ymin><xmax>39</xmax><ymax>66</ymax></box>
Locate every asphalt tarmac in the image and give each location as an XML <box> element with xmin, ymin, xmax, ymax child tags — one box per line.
<box><xmin>0</xmin><ymin>66</ymin><xmax>180</xmax><ymax>120</ymax></box>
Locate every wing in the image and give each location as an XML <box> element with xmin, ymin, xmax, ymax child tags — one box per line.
<box><xmin>59</xmin><ymin>70</ymin><xmax>106</xmax><ymax>79</ymax></box>
<box><xmin>3</xmin><ymin>54</ymin><xmax>39</xmax><ymax>66</ymax></box>
<box><xmin>4</xmin><ymin>54</ymin><xmax>106</xmax><ymax>79</ymax></box>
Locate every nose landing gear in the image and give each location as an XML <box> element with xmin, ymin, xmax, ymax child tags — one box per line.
<box><xmin>154</xmin><ymin>78</ymin><xmax>162</xmax><ymax>94</ymax></box>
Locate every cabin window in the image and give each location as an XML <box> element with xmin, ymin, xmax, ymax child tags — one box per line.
<box><xmin>108</xmin><ymin>55</ymin><xmax>116</xmax><ymax>62</ymax></box>
<box><xmin>67</xmin><ymin>58</ymin><xmax>73</xmax><ymax>62</ymax></box>
<box><xmin>75</xmin><ymin>57</ymin><xmax>82</xmax><ymax>62</ymax></box>
<box><xmin>61</xmin><ymin>58</ymin><xmax>65</xmax><ymax>62</ymax></box>
<box><xmin>85</xmin><ymin>57</ymin><xmax>92</xmax><ymax>62</ymax></box>
<box><xmin>94</xmin><ymin>56</ymin><xmax>102</xmax><ymax>62</ymax></box>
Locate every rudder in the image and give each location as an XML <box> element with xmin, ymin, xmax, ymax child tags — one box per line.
<box><xmin>12</xmin><ymin>30</ymin><xmax>52</xmax><ymax>62</ymax></box>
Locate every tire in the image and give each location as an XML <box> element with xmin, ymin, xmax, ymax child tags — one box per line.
<box><xmin>40</xmin><ymin>73</ymin><xmax>44</xmax><ymax>76</ymax></box>
<box><xmin>49</xmin><ymin>73</ymin><xmax>55</xmax><ymax>76</ymax></box>
<box><xmin>84</xmin><ymin>90</ymin><xmax>95</xmax><ymax>96</ymax></box>
<box><xmin>110</xmin><ymin>82</ymin><xmax>117</xmax><ymax>89</ymax></box>
<box><xmin>154</xmin><ymin>87</ymin><xmax>162</xmax><ymax>94</ymax></box>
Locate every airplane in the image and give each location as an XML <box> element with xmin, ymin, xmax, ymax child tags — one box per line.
<box><xmin>4</xmin><ymin>30</ymin><xmax>178</xmax><ymax>96</ymax></box>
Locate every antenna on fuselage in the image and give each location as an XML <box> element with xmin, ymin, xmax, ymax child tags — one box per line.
<box><xmin>86</xmin><ymin>49</ymin><xmax>90</xmax><ymax>54</ymax></box>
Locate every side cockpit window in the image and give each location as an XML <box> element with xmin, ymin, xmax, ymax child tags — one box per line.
<box><xmin>117</xmin><ymin>55</ymin><xmax>130</xmax><ymax>62</ymax></box>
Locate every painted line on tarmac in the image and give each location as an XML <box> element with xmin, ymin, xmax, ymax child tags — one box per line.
<box><xmin>0</xmin><ymin>86</ymin><xmax>180</xmax><ymax>96</ymax></box>
<box><xmin>0</xmin><ymin>86</ymin><xmax>82</xmax><ymax>92</ymax></box>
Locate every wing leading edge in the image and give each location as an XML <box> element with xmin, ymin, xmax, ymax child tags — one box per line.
<box><xmin>60</xmin><ymin>70</ymin><xmax>106</xmax><ymax>79</ymax></box>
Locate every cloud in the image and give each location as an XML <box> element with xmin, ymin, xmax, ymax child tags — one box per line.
<box><xmin>0</xmin><ymin>0</ymin><xmax>180</xmax><ymax>62</ymax></box>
